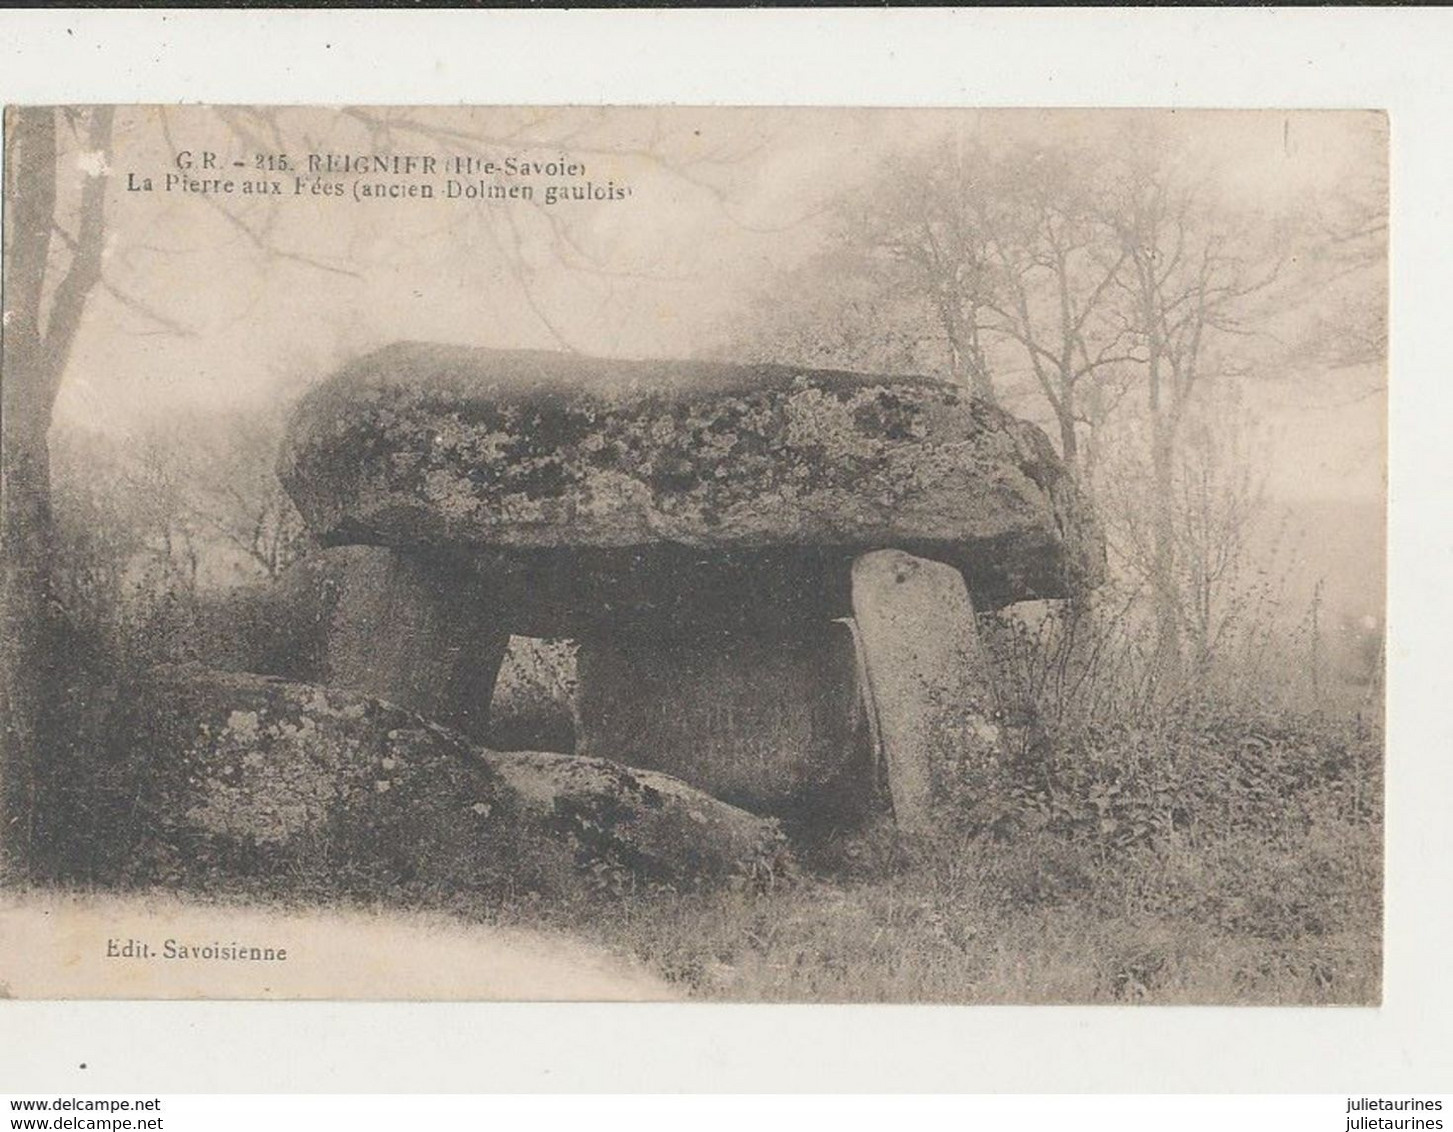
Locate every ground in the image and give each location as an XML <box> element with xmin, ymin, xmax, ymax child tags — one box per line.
<box><xmin>0</xmin><ymin>889</ymin><xmax>670</xmax><ymax>1001</ymax></box>
<box><xmin>493</xmin><ymin>818</ymin><xmax>1381</xmax><ymax>1005</ymax></box>
<box><xmin>487</xmin><ymin>711</ymin><xmax>1384</xmax><ymax>1005</ymax></box>
<box><xmin>1</xmin><ymin>808</ymin><xmax>1381</xmax><ymax>1003</ymax></box>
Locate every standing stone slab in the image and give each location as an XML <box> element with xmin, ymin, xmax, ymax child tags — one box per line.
<box><xmin>321</xmin><ymin>547</ymin><xmax>510</xmax><ymax>744</ymax></box>
<box><xmin>198</xmin><ymin>546</ymin><xmax>510</xmax><ymax>745</ymax></box>
<box><xmin>575</xmin><ymin>622</ymin><xmax>875</xmax><ymax>832</ymax></box>
<box><xmin>850</xmin><ymin>549</ymin><xmax>1003</xmax><ymax>831</ymax></box>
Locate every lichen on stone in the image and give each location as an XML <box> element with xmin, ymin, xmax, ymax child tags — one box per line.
<box><xmin>278</xmin><ymin>344</ymin><xmax>1105</xmax><ymax>604</ymax></box>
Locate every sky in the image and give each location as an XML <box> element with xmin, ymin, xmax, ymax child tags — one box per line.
<box><xmin>46</xmin><ymin>106</ymin><xmax>1385</xmax><ymax>517</ymax></box>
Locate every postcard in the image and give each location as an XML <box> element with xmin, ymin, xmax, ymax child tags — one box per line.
<box><xmin>0</xmin><ymin>104</ymin><xmax>1386</xmax><ymax>1006</ymax></box>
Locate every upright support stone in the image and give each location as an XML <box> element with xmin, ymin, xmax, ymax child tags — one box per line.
<box><xmin>196</xmin><ymin>545</ymin><xmax>510</xmax><ymax>744</ymax></box>
<box><xmin>575</xmin><ymin>623</ymin><xmax>875</xmax><ymax>831</ymax></box>
<box><xmin>850</xmin><ymin>549</ymin><xmax>1002</xmax><ymax>832</ymax></box>
<box><xmin>322</xmin><ymin>547</ymin><xmax>510</xmax><ymax>745</ymax></box>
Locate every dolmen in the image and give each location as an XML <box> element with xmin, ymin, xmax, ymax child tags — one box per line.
<box><xmin>271</xmin><ymin>342</ymin><xmax>1104</xmax><ymax>836</ymax></box>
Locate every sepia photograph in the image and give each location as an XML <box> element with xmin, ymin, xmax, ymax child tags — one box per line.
<box><xmin>0</xmin><ymin>104</ymin><xmax>1386</xmax><ymax>1005</ymax></box>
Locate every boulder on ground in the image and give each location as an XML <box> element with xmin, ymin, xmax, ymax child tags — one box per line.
<box><xmin>96</xmin><ymin>667</ymin><xmax>786</xmax><ymax>896</ymax></box>
<box><xmin>490</xmin><ymin>750</ymin><xmax>790</xmax><ymax>884</ymax></box>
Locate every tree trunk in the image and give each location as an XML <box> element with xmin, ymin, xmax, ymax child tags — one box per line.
<box><xmin>1055</xmin><ymin>394</ymin><xmax>1079</xmax><ymax>470</ymax></box>
<box><xmin>0</xmin><ymin>382</ymin><xmax>61</xmax><ymax>872</ymax></box>
<box><xmin>1</xmin><ymin>105</ymin><xmax>113</xmax><ymax>874</ymax></box>
<box><xmin>1147</xmin><ymin>418</ymin><xmax>1182</xmax><ymax>695</ymax></box>
<box><xmin>2</xmin><ymin>109</ymin><xmax>59</xmax><ymax>873</ymax></box>
<box><xmin>940</xmin><ymin>292</ymin><xmax>997</xmax><ymax>406</ymax></box>
<box><xmin>965</xmin><ymin>321</ymin><xmax>997</xmax><ymax>406</ymax></box>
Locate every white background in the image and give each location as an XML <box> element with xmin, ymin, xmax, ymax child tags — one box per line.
<box><xmin>8</xmin><ymin>1095</ymin><xmax>1452</xmax><ymax>1130</ymax></box>
<box><xmin>0</xmin><ymin>8</ymin><xmax>1448</xmax><ymax>1094</ymax></box>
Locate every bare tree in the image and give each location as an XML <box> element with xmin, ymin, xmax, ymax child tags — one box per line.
<box><xmin>838</xmin><ymin>137</ymin><xmax>1004</xmax><ymax>403</ymax></box>
<box><xmin>166</xmin><ymin>410</ymin><xmax>309</xmax><ymax>583</ymax></box>
<box><xmin>975</xmin><ymin>143</ymin><xmax>1135</xmax><ymax>470</ymax></box>
<box><xmin>2</xmin><ymin>107</ymin><xmax>115</xmax><ymax>870</ymax></box>
<box><xmin>710</xmin><ymin>243</ymin><xmax>943</xmax><ymax>375</ymax></box>
<box><xmin>757</xmin><ymin>135</ymin><xmax>1138</xmax><ymax>465</ymax></box>
<box><xmin>1293</xmin><ymin>157</ymin><xmax>1388</xmax><ymax>376</ymax></box>
<box><xmin>1097</xmin><ymin>153</ymin><xmax>1284</xmax><ymax>689</ymax></box>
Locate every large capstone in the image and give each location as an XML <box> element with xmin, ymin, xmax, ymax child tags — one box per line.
<box><xmin>279</xmin><ymin>342</ymin><xmax>1103</xmax><ymax>615</ymax></box>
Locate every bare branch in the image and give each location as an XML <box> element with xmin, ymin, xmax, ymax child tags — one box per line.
<box><xmin>38</xmin><ymin>106</ymin><xmax>115</xmax><ymax>412</ymax></box>
<box><xmin>99</xmin><ymin>278</ymin><xmax>196</xmax><ymax>337</ymax></box>
<box><xmin>156</xmin><ymin>108</ymin><xmax>361</xmax><ymax>281</ymax></box>
<box><xmin>3</xmin><ymin>107</ymin><xmax>58</xmax><ymax>357</ymax></box>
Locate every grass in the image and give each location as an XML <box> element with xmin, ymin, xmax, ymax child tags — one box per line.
<box><xmin>489</xmin><ymin>817</ymin><xmax>1380</xmax><ymax>1005</ymax></box>
<box><xmin>477</xmin><ymin>710</ymin><xmax>1385</xmax><ymax>1005</ymax></box>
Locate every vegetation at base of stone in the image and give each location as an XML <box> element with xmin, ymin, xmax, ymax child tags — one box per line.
<box><xmin>572</xmin><ymin>837</ymin><xmax>1379</xmax><ymax>1005</ymax></box>
<box><xmin>478</xmin><ymin>710</ymin><xmax>1381</xmax><ymax>1004</ymax></box>
<box><xmin>21</xmin><ymin>698</ymin><xmax>1377</xmax><ymax>1004</ymax></box>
